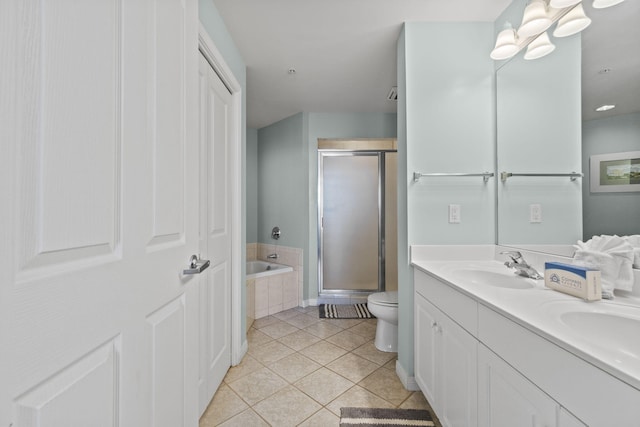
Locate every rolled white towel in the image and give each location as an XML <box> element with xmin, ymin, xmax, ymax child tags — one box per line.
<box><xmin>573</xmin><ymin>251</ymin><xmax>617</xmax><ymax>298</ymax></box>
<box><xmin>623</xmin><ymin>235</ymin><xmax>640</xmax><ymax>269</ymax></box>
<box><xmin>574</xmin><ymin>235</ymin><xmax>635</xmax><ymax>297</ymax></box>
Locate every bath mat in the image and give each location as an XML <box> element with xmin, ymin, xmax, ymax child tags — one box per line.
<box><xmin>340</xmin><ymin>407</ymin><xmax>435</xmax><ymax>427</ymax></box>
<box><xmin>318</xmin><ymin>303</ymin><xmax>374</xmax><ymax>319</ymax></box>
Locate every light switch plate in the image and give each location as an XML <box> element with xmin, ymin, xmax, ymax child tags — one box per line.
<box><xmin>449</xmin><ymin>204</ymin><xmax>461</xmax><ymax>224</ymax></box>
<box><xmin>530</xmin><ymin>204</ymin><xmax>542</xmax><ymax>223</ymax></box>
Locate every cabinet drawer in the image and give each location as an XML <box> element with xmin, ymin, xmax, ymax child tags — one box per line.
<box><xmin>415</xmin><ymin>269</ymin><xmax>478</xmax><ymax>337</ymax></box>
<box><xmin>478</xmin><ymin>305</ymin><xmax>640</xmax><ymax>426</ymax></box>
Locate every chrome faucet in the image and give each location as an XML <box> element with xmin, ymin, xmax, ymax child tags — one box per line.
<box><xmin>267</xmin><ymin>253</ymin><xmax>279</xmax><ymax>260</ymax></box>
<box><xmin>500</xmin><ymin>251</ymin><xmax>543</xmax><ymax>280</ymax></box>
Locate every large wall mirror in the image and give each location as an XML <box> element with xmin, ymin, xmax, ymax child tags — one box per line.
<box><xmin>496</xmin><ymin>0</ymin><xmax>640</xmax><ymax>255</ymax></box>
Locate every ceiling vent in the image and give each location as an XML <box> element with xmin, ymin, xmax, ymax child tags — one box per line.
<box><xmin>387</xmin><ymin>86</ymin><xmax>398</xmax><ymax>101</ymax></box>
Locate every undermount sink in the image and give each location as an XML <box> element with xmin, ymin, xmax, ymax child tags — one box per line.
<box><xmin>450</xmin><ymin>269</ymin><xmax>536</xmax><ymax>289</ymax></box>
<box><xmin>543</xmin><ymin>301</ymin><xmax>640</xmax><ymax>372</ymax></box>
<box><xmin>561</xmin><ymin>307</ymin><xmax>640</xmax><ymax>355</ymax></box>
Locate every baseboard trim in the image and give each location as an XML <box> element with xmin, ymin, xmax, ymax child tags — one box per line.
<box><xmin>396</xmin><ymin>360</ymin><xmax>420</xmax><ymax>391</ymax></box>
<box><xmin>303</xmin><ymin>299</ymin><xmax>318</xmax><ymax>308</ymax></box>
<box><xmin>233</xmin><ymin>339</ymin><xmax>248</xmax><ymax>366</ymax></box>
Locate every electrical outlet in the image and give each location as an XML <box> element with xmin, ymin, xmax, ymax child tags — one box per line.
<box><xmin>449</xmin><ymin>204</ymin><xmax>461</xmax><ymax>224</ymax></box>
<box><xmin>530</xmin><ymin>204</ymin><xmax>542</xmax><ymax>223</ymax></box>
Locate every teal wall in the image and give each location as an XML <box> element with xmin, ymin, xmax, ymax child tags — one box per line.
<box><xmin>307</xmin><ymin>113</ymin><xmax>397</xmax><ymax>139</ymax></box>
<box><xmin>199</xmin><ymin>0</ymin><xmax>248</xmax><ymax>336</ymax></box>
<box><xmin>583</xmin><ymin>112</ymin><xmax>640</xmax><ymax>238</ymax></box>
<box><xmin>397</xmin><ymin>21</ymin><xmax>496</xmax><ymax>381</ymax></box>
<box><xmin>246</xmin><ymin>128</ymin><xmax>258</xmax><ymax>243</ymax></box>
<box><xmin>406</xmin><ymin>23</ymin><xmax>496</xmax><ymax>246</ymax></box>
<box><xmin>257</xmin><ymin>113</ymin><xmax>308</xmax><ymax>250</ymax></box>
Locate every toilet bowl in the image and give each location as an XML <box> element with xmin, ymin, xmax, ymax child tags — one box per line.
<box><xmin>367</xmin><ymin>291</ymin><xmax>398</xmax><ymax>352</ymax></box>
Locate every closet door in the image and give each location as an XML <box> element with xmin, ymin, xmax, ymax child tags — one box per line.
<box><xmin>197</xmin><ymin>53</ymin><xmax>233</xmax><ymax>416</ymax></box>
<box><xmin>0</xmin><ymin>1</ymin><xmax>200</xmax><ymax>426</ymax></box>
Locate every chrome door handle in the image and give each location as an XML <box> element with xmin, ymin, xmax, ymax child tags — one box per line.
<box><xmin>183</xmin><ymin>254</ymin><xmax>210</xmax><ymax>275</ymax></box>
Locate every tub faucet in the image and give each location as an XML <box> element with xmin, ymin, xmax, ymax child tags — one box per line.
<box><xmin>500</xmin><ymin>251</ymin><xmax>543</xmax><ymax>280</ymax></box>
<box><xmin>267</xmin><ymin>253</ymin><xmax>279</xmax><ymax>260</ymax></box>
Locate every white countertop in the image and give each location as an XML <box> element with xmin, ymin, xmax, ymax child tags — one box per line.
<box><xmin>411</xmin><ymin>246</ymin><xmax>640</xmax><ymax>392</ymax></box>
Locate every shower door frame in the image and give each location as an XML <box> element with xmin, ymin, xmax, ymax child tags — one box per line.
<box><xmin>318</xmin><ymin>150</ymin><xmax>392</xmax><ymax>297</ymax></box>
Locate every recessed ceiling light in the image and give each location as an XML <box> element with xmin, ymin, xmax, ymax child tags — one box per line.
<box><xmin>595</xmin><ymin>104</ymin><xmax>616</xmax><ymax>112</ymax></box>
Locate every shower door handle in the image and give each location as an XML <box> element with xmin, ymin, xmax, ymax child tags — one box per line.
<box><xmin>183</xmin><ymin>254</ymin><xmax>210</xmax><ymax>275</ymax></box>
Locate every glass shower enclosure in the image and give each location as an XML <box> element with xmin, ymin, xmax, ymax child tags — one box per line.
<box><xmin>318</xmin><ymin>148</ymin><xmax>397</xmax><ymax>296</ymax></box>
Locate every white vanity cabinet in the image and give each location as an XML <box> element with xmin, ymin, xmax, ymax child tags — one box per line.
<box><xmin>414</xmin><ymin>264</ymin><xmax>640</xmax><ymax>427</ymax></box>
<box><xmin>479</xmin><ymin>305</ymin><xmax>639</xmax><ymax>426</ymax></box>
<box><xmin>415</xmin><ymin>271</ymin><xmax>478</xmax><ymax>427</ymax></box>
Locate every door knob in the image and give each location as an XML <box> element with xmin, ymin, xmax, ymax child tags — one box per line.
<box><xmin>183</xmin><ymin>254</ymin><xmax>210</xmax><ymax>275</ymax></box>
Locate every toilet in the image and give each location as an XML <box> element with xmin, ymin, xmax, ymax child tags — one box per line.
<box><xmin>367</xmin><ymin>291</ymin><xmax>398</xmax><ymax>352</ymax></box>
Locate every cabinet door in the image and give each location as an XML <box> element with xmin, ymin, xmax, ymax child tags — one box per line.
<box><xmin>415</xmin><ymin>293</ymin><xmax>478</xmax><ymax>427</ymax></box>
<box><xmin>438</xmin><ymin>309</ymin><xmax>478</xmax><ymax>427</ymax></box>
<box><xmin>478</xmin><ymin>345</ymin><xmax>557</xmax><ymax>427</ymax></box>
<box><xmin>415</xmin><ymin>293</ymin><xmax>439</xmax><ymax>407</ymax></box>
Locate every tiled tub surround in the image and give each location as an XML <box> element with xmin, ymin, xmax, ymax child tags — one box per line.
<box><xmin>411</xmin><ymin>245</ymin><xmax>640</xmax><ymax>427</ymax></box>
<box><xmin>246</xmin><ymin>244</ymin><xmax>304</xmax><ymax>325</ymax></box>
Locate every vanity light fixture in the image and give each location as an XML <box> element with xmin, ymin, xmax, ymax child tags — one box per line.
<box><xmin>490</xmin><ymin>23</ymin><xmax>520</xmax><ymax>60</ymax></box>
<box><xmin>595</xmin><ymin>104</ymin><xmax>616</xmax><ymax>111</ymax></box>
<box><xmin>593</xmin><ymin>0</ymin><xmax>625</xmax><ymax>8</ymax></box>
<box><xmin>524</xmin><ymin>31</ymin><xmax>556</xmax><ymax>60</ymax></box>
<box><xmin>550</xmin><ymin>0</ymin><xmax>581</xmax><ymax>7</ymax></box>
<box><xmin>491</xmin><ymin>0</ymin><xmax>622</xmax><ymax>61</ymax></box>
<box><xmin>553</xmin><ymin>3</ymin><xmax>592</xmax><ymax>37</ymax></box>
<box><xmin>518</xmin><ymin>0</ymin><xmax>553</xmax><ymax>38</ymax></box>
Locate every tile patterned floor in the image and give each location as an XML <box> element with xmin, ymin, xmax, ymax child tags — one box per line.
<box><xmin>199</xmin><ymin>306</ymin><xmax>442</xmax><ymax>427</ymax></box>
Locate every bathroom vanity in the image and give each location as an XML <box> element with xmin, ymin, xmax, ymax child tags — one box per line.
<box><xmin>412</xmin><ymin>246</ymin><xmax>640</xmax><ymax>427</ymax></box>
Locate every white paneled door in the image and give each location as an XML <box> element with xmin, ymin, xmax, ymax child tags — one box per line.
<box><xmin>197</xmin><ymin>54</ymin><xmax>233</xmax><ymax>415</ymax></box>
<box><xmin>0</xmin><ymin>1</ymin><xmax>201</xmax><ymax>426</ymax></box>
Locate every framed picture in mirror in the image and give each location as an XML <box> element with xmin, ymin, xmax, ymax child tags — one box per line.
<box><xmin>590</xmin><ymin>151</ymin><xmax>640</xmax><ymax>193</ymax></box>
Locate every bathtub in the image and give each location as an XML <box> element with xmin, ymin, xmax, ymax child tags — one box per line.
<box><xmin>246</xmin><ymin>260</ymin><xmax>298</xmax><ymax>322</ymax></box>
<box><xmin>246</xmin><ymin>260</ymin><xmax>293</xmax><ymax>279</ymax></box>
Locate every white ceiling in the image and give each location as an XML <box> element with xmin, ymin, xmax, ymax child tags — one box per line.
<box><xmin>212</xmin><ymin>0</ymin><xmax>639</xmax><ymax>129</ymax></box>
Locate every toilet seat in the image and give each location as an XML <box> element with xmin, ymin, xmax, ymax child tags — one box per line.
<box><xmin>368</xmin><ymin>291</ymin><xmax>398</xmax><ymax>307</ymax></box>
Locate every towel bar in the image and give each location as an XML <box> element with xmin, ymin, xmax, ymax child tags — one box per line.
<box><xmin>500</xmin><ymin>172</ymin><xmax>583</xmax><ymax>182</ymax></box>
<box><xmin>413</xmin><ymin>172</ymin><xmax>494</xmax><ymax>183</ymax></box>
